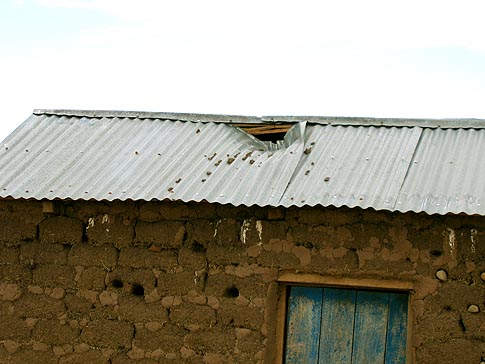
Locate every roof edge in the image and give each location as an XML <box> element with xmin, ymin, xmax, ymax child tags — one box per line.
<box><xmin>33</xmin><ymin>109</ymin><xmax>485</xmax><ymax>129</ymax></box>
<box><xmin>33</xmin><ymin>109</ymin><xmax>263</xmax><ymax>124</ymax></box>
<box><xmin>263</xmin><ymin>115</ymin><xmax>485</xmax><ymax>129</ymax></box>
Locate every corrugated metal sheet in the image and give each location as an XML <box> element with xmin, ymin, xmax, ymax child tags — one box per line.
<box><xmin>280</xmin><ymin>125</ymin><xmax>422</xmax><ymax>209</ymax></box>
<box><xmin>396</xmin><ymin>128</ymin><xmax>485</xmax><ymax>215</ymax></box>
<box><xmin>0</xmin><ymin>114</ymin><xmax>305</xmax><ymax>206</ymax></box>
<box><xmin>2</xmin><ymin>110</ymin><xmax>485</xmax><ymax>215</ymax></box>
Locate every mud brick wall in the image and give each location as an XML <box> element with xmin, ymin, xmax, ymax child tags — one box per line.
<box><xmin>0</xmin><ymin>199</ymin><xmax>484</xmax><ymax>364</ymax></box>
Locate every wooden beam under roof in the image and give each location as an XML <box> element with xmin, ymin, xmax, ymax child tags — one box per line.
<box><xmin>233</xmin><ymin>123</ymin><xmax>293</xmax><ymax>135</ymax></box>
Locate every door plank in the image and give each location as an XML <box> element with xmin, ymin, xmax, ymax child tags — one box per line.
<box><xmin>384</xmin><ymin>292</ymin><xmax>408</xmax><ymax>364</ymax></box>
<box><xmin>318</xmin><ymin>288</ymin><xmax>356</xmax><ymax>364</ymax></box>
<box><xmin>285</xmin><ymin>286</ymin><xmax>323</xmax><ymax>363</ymax></box>
<box><xmin>352</xmin><ymin>291</ymin><xmax>389</xmax><ymax>364</ymax></box>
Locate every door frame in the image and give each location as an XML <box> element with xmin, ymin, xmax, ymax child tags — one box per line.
<box><xmin>275</xmin><ymin>273</ymin><xmax>415</xmax><ymax>364</ymax></box>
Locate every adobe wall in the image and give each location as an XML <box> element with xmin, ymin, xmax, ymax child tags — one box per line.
<box><xmin>0</xmin><ymin>199</ymin><xmax>483</xmax><ymax>364</ymax></box>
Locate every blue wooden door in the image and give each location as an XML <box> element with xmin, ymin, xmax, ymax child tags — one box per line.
<box><xmin>285</xmin><ymin>287</ymin><xmax>408</xmax><ymax>364</ymax></box>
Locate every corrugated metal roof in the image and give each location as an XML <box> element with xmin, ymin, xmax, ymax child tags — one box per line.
<box><xmin>2</xmin><ymin>110</ymin><xmax>485</xmax><ymax>215</ymax></box>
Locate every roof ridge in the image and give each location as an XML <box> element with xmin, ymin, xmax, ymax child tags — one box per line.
<box><xmin>33</xmin><ymin>109</ymin><xmax>485</xmax><ymax>129</ymax></box>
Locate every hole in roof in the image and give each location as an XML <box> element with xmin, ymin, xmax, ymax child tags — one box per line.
<box><xmin>234</xmin><ymin>123</ymin><xmax>294</xmax><ymax>143</ymax></box>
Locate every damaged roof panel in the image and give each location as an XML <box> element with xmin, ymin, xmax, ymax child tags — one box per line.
<box><xmin>0</xmin><ymin>114</ymin><xmax>305</xmax><ymax>206</ymax></box>
<box><xmin>2</xmin><ymin>110</ymin><xmax>485</xmax><ymax>216</ymax></box>
<box><xmin>280</xmin><ymin>125</ymin><xmax>422</xmax><ymax>209</ymax></box>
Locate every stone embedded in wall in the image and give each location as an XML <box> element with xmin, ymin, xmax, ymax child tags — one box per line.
<box><xmin>467</xmin><ymin>304</ymin><xmax>480</xmax><ymax>313</ymax></box>
<box><xmin>97</xmin><ymin>291</ymin><xmax>117</xmax><ymax>308</ymax></box>
<box><xmin>4</xmin><ymin>340</ymin><xmax>20</xmax><ymax>354</ymax></box>
<box><xmin>0</xmin><ymin>283</ymin><xmax>21</xmax><ymax>301</ymax></box>
<box><xmin>435</xmin><ymin>269</ymin><xmax>448</xmax><ymax>281</ymax></box>
<box><xmin>39</xmin><ymin>216</ymin><xmax>83</xmax><ymax>244</ymax></box>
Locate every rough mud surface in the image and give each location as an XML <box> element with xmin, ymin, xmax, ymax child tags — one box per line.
<box><xmin>0</xmin><ymin>200</ymin><xmax>484</xmax><ymax>363</ymax></box>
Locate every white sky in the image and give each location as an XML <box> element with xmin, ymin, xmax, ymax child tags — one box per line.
<box><xmin>1</xmin><ymin>0</ymin><xmax>485</xmax><ymax>141</ymax></box>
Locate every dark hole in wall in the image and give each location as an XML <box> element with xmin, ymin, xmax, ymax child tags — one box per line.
<box><xmin>132</xmin><ymin>283</ymin><xmax>144</xmax><ymax>296</ymax></box>
<box><xmin>111</xmin><ymin>279</ymin><xmax>123</xmax><ymax>288</ymax></box>
<box><xmin>191</xmin><ymin>242</ymin><xmax>206</xmax><ymax>252</ymax></box>
<box><xmin>430</xmin><ymin>250</ymin><xmax>442</xmax><ymax>257</ymax></box>
<box><xmin>443</xmin><ymin>305</ymin><xmax>452</xmax><ymax>311</ymax></box>
<box><xmin>224</xmin><ymin>285</ymin><xmax>239</xmax><ymax>298</ymax></box>
<box><xmin>458</xmin><ymin>318</ymin><xmax>467</xmax><ymax>332</ymax></box>
<box><xmin>296</xmin><ymin>242</ymin><xmax>314</xmax><ymax>249</ymax></box>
